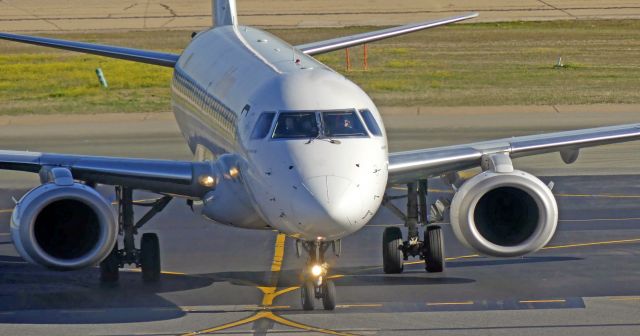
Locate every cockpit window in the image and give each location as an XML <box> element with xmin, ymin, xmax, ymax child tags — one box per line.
<box><xmin>251</xmin><ymin>112</ymin><xmax>276</xmax><ymax>139</ymax></box>
<box><xmin>321</xmin><ymin>111</ymin><xmax>367</xmax><ymax>137</ymax></box>
<box><xmin>359</xmin><ymin>109</ymin><xmax>382</xmax><ymax>136</ymax></box>
<box><xmin>272</xmin><ymin>112</ymin><xmax>319</xmax><ymax>139</ymax></box>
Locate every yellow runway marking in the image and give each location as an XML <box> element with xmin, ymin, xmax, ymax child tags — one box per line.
<box><xmin>401</xmin><ymin>238</ymin><xmax>640</xmax><ymax>269</ymax></box>
<box><xmin>121</xmin><ymin>268</ymin><xmax>186</xmax><ymax>276</ymax></box>
<box><xmin>388</xmin><ymin>188</ymin><xmax>640</xmax><ymax>199</ymax></box>
<box><xmin>427</xmin><ymin>301</ymin><xmax>474</xmax><ymax>306</ymax></box>
<box><xmin>556</xmin><ymin>193</ymin><xmax>640</xmax><ymax>199</ymax></box>
<box><xmin>561</xmin><ymin>217</ymin><xmax>640</xmax><ymax>222</ymax></box>
<box><xmin>542</xmin><ymin>238</ymin><xmax>640</xmax><ymax>250</ymax></box>
<box><xmin>337</xmin><ymin>304</ymin><xmax>383</xmax><ymax>308</ymax></box>
<box><xmin>609</xmin><ymin>296</ymin><xmax>640</xmax><ymax>301</ymax></box>
<box><xmin>406</xmin><ymin>253</ymin><xmax>481</xmax><ymax>266</ymax></box>
<box><xmin>0</xmin><ymin>209</ymin><xmax>12</xmax><ymax>214</ymax></box>
<box><xmin>160</xmin><ymin>271</ymin><xmax>186</xmax><ymax>276</ymax></box>
<box><xmin>519</xmin><ymin>299</ymin><xmax>566</xmax><ymax>304</ymax></box>
<box><xmin>183</xmin><ymin>233</ymin><xmax>359</xmax><ymax>336</ymax></box>
<box><xmin>270</xmin><ymin>233</ymin><xmax>286</xmax><ymax>272</ymax></box>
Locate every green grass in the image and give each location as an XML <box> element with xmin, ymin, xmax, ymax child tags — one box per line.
<box><xmin>1</xmin><ymin>20</ymin><xmax>639</xmax><ymax>115</ymax></box>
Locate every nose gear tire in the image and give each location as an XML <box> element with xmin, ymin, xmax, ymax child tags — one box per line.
<box><xmin>322</xmin><ymin>280</ymin><xmax>336</xmax><ymax>310</ymax></box>
<box><xmin>301</xmin><ymin>280</ymin><xmax>315</xmax><ymax>311</ymax></box>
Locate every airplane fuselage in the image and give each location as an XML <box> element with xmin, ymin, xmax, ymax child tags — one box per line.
<box><xmin>170</xmin><ymin>25</ymin><xmax>389</xmax><ymax>241</ymax></box>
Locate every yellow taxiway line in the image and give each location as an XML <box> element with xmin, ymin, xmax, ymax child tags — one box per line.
<box><xmin>519</xmin><ymin>299</ymin><xmax>566</xmax><ymax>304</ymax></box>
<box><xmin>182</xmin><ymin>233</ymin><xmax>359</xmax><ymax>336</ymax></box>
<box><xmin>404</xmin><ymin>237</ymin><xmax>640</xmax><ymax>266</ymax></box>
<box><xmin>542</xmin><ymin>238</ymin><xmax>640</xmax><ymax>250</ymax></box>
<box><xmin>608</xmin><ymin>296</ymin><xmax>640</xmax><ymax>301</ymax></box>
<box><xmin>427</xmin><ymin>301</ymin><xmax>474</xmax><ymax>306</ymax></box>
<box><xmin>390</xmin><ymin>186</ymin><xmax>640</xmax><ymax>199</ymax></box>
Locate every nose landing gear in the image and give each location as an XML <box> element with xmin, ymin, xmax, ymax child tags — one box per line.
<box><xmin>382</xmin><ymin>179</ymin><xmax>447</xmax><ymax>274</ymax></box>
<box><xmin>297</xmin><ymin>240</ymin><xmax>338</xmax><ymax>311</ymax></box>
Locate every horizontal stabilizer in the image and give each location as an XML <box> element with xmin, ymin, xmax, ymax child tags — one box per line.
<box><xmin>0</xmin><ymin>32</ymin><xmax>180</xmax><ymax>67</ymax></box>
<box><xmin>296</xmin><ymin>13</ymin><xmax>478</xmax><ymax>56</ymax></box>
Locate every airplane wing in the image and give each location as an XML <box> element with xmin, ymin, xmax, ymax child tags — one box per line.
<box><xmin>0</xmin><ymin>150</ymin><xmax>214</xmax><ymax>197</ymax></box>
<box><xmin>388</xmin><ymin>123</ymin><xmax>640</xmax><ymax>184</ymax></box>
<box><xmin>296</xmin><ymin>13</ymin><xmax>478</xmax><ymax>56</ymax></box>
<box><xmin>0</xmin><ymin>32</ymin><xmax>180</xmax><ymax>67</ymax></box>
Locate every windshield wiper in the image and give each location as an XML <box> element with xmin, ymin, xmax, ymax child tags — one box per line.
<box><xmin>305</xmin><ymin>135</ymin><xmax>341</xmax><ymax>145</ymax></box>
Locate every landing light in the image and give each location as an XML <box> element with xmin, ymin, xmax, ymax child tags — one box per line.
<box><xmin>229</xmin><ymin>167</ymin><xmax>239</xmax><ymax>178</ymax></box>
<box><xmin>198</xmin><ymin>175</ymin><xmax>216</xmax><ymax>188</ymax></box>
<box><xmin>311</xmin><ymin>264</ymin><xmax>323</xmax><ymax>277</ymax></box>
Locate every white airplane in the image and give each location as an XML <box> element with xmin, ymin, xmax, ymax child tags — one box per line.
<box><xmin>1</xmin><ymin>0</ymin><xmax>640</xmax><ymax>311</ymax></box>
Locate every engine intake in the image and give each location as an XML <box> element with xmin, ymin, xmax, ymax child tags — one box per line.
<box><xmin>11</xmin><ymin>183</ymin><xmax>117</xmax><ymax>270</ymax></box>
<box><xmin>450</xmin><ymin>170</ymin><xmax>558</xmax><ymax>257</ymax></box>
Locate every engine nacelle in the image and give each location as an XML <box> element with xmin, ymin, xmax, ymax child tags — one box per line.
<box><xmin>450</xmin><ymin>170</ymin><xmax>558</xmax><ymax>257</ymax></box>
<box><xmin>11</xmin><ymin>183</ymin><xmax>117</xmax><ymax>270</ymax></box>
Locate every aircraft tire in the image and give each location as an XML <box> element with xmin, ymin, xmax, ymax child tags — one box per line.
<box><xmin>100</xmin><ymin>242</ymin><xmax>120</xmax><ymax>284</ymax></box>
<box><xmin>321</xmin><ymin>280</ymin><xmax>336</xmax><ymax>310</ymax></box>
<box><xmin>301</xmin><ymin>280</ymin><xmax>315</xmax><ymax>311</ymax></box>
<box><xmin>424</xmin><ymin>226</ymin><xmax>445</xmax><ymax>273</ymax></box>
<box><xmin>141</xmin><ymin>233</ymin><xmax>161</xmax><ymax>283</ymax></box>
<box><xmin>382</xmin><ymin>227</ymin><xmax>404</xmax><ymax>274</ymax></box>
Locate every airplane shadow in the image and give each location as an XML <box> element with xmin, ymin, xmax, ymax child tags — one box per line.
<box><xmin>444</xmin><ymin>256</ymin><xmax>582</xmax><ymax>268</ymax></box>
<box><xmin>192</xmin><ymin>256</ymin><xmax>583</xmax><ymax>289</ymax></box>
<box><xmin>0</xmin><ymin>253</ymin><xmax>583</xmax><ymax>324</ymax></box>
<box><xmin>197</xmin><ymin>265</ymin><xmax>475</xmax><ymax>288</ymax></box>
<box><xmin>0</xmin><ymin>259</ymin><xmax>214</xmax><ymax>324</ymax></box>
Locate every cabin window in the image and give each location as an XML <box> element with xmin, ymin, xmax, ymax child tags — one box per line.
<box><xmin>321</xmin><ymin>110</ymin><xmax>367</xmax><ymax>137</ymax></box>
<box><xmin>251</xmin><ymin>112</ymin><xmax>276</xmax><ymax>139</ymax></box>
<box><xmin>359</xmin><ymin>109</ymin><xmax>382</xmax><ymax>136</ymax></box>
<box><xmin>272</xmin><ymin>112</ymin><xmax>319</xmax><ymax>139</ymax></box>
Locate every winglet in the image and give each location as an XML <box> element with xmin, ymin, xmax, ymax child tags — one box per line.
<box><xmin>297</xmin><ymin>13</ymin><xmax>478</xmax><ymax>56</ymax></box>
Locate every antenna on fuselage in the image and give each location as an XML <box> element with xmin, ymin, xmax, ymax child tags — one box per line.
<box><xmin>213</xmin><ymin>0</ymin><xmax>238</xmax><ymax>27</ymax></box>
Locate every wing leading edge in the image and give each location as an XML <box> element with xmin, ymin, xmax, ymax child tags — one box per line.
<box><xmin>296</xmin><ymin>13</ymin><xmax>478</xmax><ymax>56</ymax></box>
<box><xmin>0</xmin><ymin>32</ymin><xmax>180</xmax><ymax>67</ymax></box>
<box><xmin>388</xmin><ymin>123</ymin><xmax>640</xmax><ymax>184</ymax></box>
<box><xmin>0</xmin><ymin>150</ymin><xmax>213</xmax><ymax>197</ymax></box>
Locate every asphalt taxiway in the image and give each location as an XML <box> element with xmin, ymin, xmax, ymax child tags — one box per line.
<box><xmin>0</xmin><ymin>111</ymin><xmax>639</xmax><ymax>335</ymax></box>
<box><xmin>0</xmin><ymin>176</ymin><xmax>639</xmax><ymax>335</ymax></box>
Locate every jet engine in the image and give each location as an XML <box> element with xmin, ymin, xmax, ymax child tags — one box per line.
<box><xmin>11</xmin><ymin>182</ymin><xmax>117</xmax><ymax>270</ymax></box>
<box><xmin>449</xmin><ymin>169</ymin><xmax>558</xmax><ymax>257</ymax></box>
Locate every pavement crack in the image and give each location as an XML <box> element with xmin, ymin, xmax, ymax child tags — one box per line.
<box><xmin>536</xmin><ymin>0</ymin><xmax>577</xmax><ymax>19</ymax></box>
<box><xmin>159</xmin><ymin>3</ymin><xmax>177</xmax><ymax>17</ymax></box>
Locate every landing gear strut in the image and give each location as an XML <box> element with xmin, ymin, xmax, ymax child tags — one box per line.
<box><xmin>100</xmin><ymin>186</ymin><xmax>172</xmax><ymax>284</ymax></box>
<box><xmin>298</xmin><ymin>240</ymin><xmax>338</xmax><ymax>311</ymax></box>
<box><xmin>382</xmin><ymin>179</ymin><xmax>446</xmax><ymax>274</ymax></box>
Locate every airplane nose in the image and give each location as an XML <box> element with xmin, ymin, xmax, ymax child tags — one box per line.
<box><xmin>301</xmin><ymin>175</ymin><xmax>362</xmax><ymax>229</ymax></box>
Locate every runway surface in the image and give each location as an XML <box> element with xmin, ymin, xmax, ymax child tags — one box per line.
<box><xmin>0</xmin><ymin>175</ymin><xmax>639</xmax><ymax>335</ymax></box>
<box><xmin>2</xmin><ymin>0</ymin><xmax>640</xmax><ymax>32</ymax></box>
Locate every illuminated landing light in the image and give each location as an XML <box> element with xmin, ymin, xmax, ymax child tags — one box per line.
<box><xmin>229</xmin><ymin>167</ymin><xmax>240</xmax><ymax>178</ymax></box>
<box><xmin>198</xmin><ymin>175</ymin><xmax>216</xmax><ymax>188</ymax></box>
<box><xmin>311</xmin><ymin>265</ymin><xmax>323</xmax><ymax>277</ymax></box>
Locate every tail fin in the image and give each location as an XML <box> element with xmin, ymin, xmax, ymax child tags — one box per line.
<box><xmin>213</xmin><ymin>0</ymin><xmax>237</xmax><ymax>26</ymax></box>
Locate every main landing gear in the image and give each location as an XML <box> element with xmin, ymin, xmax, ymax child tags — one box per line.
<box><xmin>100</xmin><ymin>186</ymin><xmax>172</xmax><ymax>284</ymax></box>
<box><xmin>382</xmin><ymin>180</ymin><xmax>447</xmax><ymax>274</ymax></box>
<box><xmin>297</xmin><ymin>240</ymin><xmax>340</xmax><ymax>311</ymax></box>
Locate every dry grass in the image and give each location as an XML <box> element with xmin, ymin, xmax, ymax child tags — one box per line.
<box><xmin>0</xmin><ymin>20</ymin><xmax>639</xmax><ymax>115</ymax></box>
